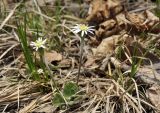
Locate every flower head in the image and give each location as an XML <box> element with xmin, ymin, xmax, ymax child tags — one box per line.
<box><xmin>30</xmin><ymin>38</ymin><xmax>47</xmax><ymax>51</ymax></box>
<box><xmin>37</xmin><ymin>69</ymin><xmax>44</xmax><ymax>74</ymax></box>
<box><xmin>71</xmin><ymin>24</ymin><xmax>95</xmax><ymax>37</ymax></box>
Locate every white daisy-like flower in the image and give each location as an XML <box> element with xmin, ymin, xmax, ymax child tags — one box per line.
<box><xmin>37</xmin><ymin>69</ymin><xmax>44</xmax><ymax>74</ymax></box>
<box><xmin>71</xmin><ymin>24</ymin><xmax>95</xmax><ymax>37</ymax></box>
<box><xmin>30</xmin><ymin>38</ymin><xmax>47</xmax><ymax>51</ymax></box>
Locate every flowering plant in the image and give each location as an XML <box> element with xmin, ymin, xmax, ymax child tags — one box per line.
<box><xmin>71</xmin><ymin>24</ymin><xmax>95</xmax><ymax>84</ymax></box>
<box><xmin>30</xmin><ymin>38</ymin><xmax>47</xmax><ymax>51</ymax></box>
<box><xmin>71</xmin><ymin>24</ymin><xmax>94</xmax><ymax>37</ymax></box>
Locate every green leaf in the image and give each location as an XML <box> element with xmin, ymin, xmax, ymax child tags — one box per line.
<box><xmin>52</xmin><ymin>93</ymin><xmax>65</xmax><ymax>107</ymax></box>
<box><xmin>63</xmin><ymin>82</ymin><xmax>79</xmax><ymax>98</ymax></box>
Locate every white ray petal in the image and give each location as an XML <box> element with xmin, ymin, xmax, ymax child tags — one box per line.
<box><xmin>81</xmin><ymin>31</ymin><xmax>84</xmax><ymax>37</ymax></box>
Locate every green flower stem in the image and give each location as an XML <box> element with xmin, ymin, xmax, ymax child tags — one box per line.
<box><xmin>77</xmin><ymin>37</ymin><xmax>84</xmax><ymax>85</ymax></box>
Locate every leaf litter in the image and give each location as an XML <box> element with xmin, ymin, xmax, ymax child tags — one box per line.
<box><xmin>0</xmin><ymin>0</ymin><xmax>160</xmax><ymax>112</ymax></box>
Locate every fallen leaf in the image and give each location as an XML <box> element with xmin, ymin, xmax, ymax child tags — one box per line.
<box><xmin>87</xmin><ymin>0</ymin><xmax>159</xmax><ymax>36</ymax></box>
<box><xmin>146</xmin><ymin>84</ymin><xmax>160</xmax><ymax>112</ymax></box>
<box><xmin>125</xmin><ymin>10</ymin><xmax>160</xmax><ymax>31</ymax></box>
<box><xmin>84</xmin><ymin>56</ymin><xmax>98</xmax><ymax>68</ymax></box>
<box><xmin>144</xmin><ymin>10</ymin><xmax>160</xmax><ymax>28</ymax></box>
<box><xmin>86</xmin><ymin>0</ymin><xmax>123</xmax><ymax>23</ymax></box>
<box><xmin>125</xmin><ymin>12</ymin><xmax>146</xmax><ymax>30</ymax></box>
<box><xmin>136</xmin><ymin>64</ymin><xmax>160</xmax><ymax>85</ymax></box>
<box><xmin>45</xmin><ymin>51</ymin><xmax>62</xmax><ymax>63</ymax></box>
<box><xmin>94</xmin><ymin>34</ymin><xmax>133</xmax><ymax>57</ymax></box>
<box><xmin>58</xmin><ymin>59</ymin><xmax>72</xmax><ymax>68</ymax></box>
<box><xmin>96</xmin><ymin>19</ymin><xmax>117</xmax><ymax>40</ymax></box>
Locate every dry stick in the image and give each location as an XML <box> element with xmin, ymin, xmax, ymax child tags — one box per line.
<box><xmin>77</xmin><ymin>37</ymin><xmax>84</xmax><ymax>85</ymax></box>
<box><xmin>17</xmin><ymin>83</ymin><xmax>20</xmax><ymax>110</ymax></box>
<box><xmin>2</xmin><ymin>104</ymin><xmax>9</xmax><ymax>113</ymax></box>
<box><xmin>32</xmin><ymin>10</ymin><xmax>56</xmax><ymax>22</ymax></box>
<box><xmin>0</xmin><ymin>1</ymin><xmax>22</xmax><ymax>30</ymax></box>
<box><xmin>0</xmin><ymin>43</ymin><xmax>19</xmax><ymax>60</ymax></box>
<box><xmin>132</xmin><ymin>78</ymin><xmax>142</xmax><ymax>113</ymax></box>
<box><xmin>33</xmin><ymin>0</ymin><xmax>44</xmax><ymax>24</ymax></box>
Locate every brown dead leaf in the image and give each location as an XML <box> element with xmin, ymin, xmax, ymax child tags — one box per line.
<box><xmin>58</xmin><ymin>59</ymin><xmax>72</xmax><ymax>68</ymax></box>
<box><xmin>146</xmin><ymin>84</ymin><xmax>160</xmax><ymax>112</ymax></box>
<box><xmin>45</xmin><ymin>51</ymin><xmax>62</xmax><ymax>63</ymax></box>
<box><xmin>94</xmin><ymin>34</ymin><xmax>133</xmax><ymax>57</ymax></box>
<box><xmin>125</xmin><ymin>10</ymin><xmax>160</xmax><ymax>31</ymax></box>
<box><xmin>86</xmin><ymin>0</ymin><xmax>123</xmax><ymax>23</ymax></box>
<box><xmin>144</xmin><ymin>10</ymin><xmax>160</xmax><ymax>28</ymax></box>
<box><xmin>125</xmin><ymin>12</ymin><xmax>147</xmax><ymax>30</ymax></box>
<box><xmin>136</xmin><ymin>66</ymin><xmax>160</xmax><ymax>85</ymax></box>
<box><xmin>87</xmin><ymin>0</ymin><xmax>159</xmax><ymax>35</ymax></box>
<box><xmin>96</xmin><ymin>19</ymin><xmax>117</xmax><ymax>40</ymax></box>
<box><xmin>116</xmin><ymin>13</ymin><xmax>131</xmax><ymax>26</ymax></box>
<box><xmin>94</xmin><ymin>36</ymin><xmax>116</xmax><ymax>57</ymax></box>
<box><xmin>84</xmin><ymin>56</ymin><xmax>98</xmax><ymax>68</ymax></box>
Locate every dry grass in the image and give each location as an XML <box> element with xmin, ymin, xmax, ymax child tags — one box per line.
<box><xmin>0</xmin><ymin>0</ymin><xmax>159</xmax><ymax>113</ymax></box>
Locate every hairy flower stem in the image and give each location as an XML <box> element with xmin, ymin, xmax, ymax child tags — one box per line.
<box><xmin>77</xmin><ymin>37</ymin><xmax>84</xmax><ymax>85</ymax></box>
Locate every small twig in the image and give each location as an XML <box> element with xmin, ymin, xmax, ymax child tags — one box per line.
<box><xmin>2</xmin><ymin>104</ymin><xmax>9</xmax><ymax>113</ymax></box>
<box><xmin>0</xmin><ymin>43</ymin><xmax>19</xmax><ymax>60</ymax></box>
<box><xmin>33</xmin><ymin>0</ymin><xmax>44</xmax><ymax>21</ymax></box>
<box><xmin>17</xmin><ymin>83</ymin><xmax>20</xmax><ymax>110</ymax></box>
<box><xmin>32</xmin><ymin>10</ymin><xmax>56</xmax><ymax>22</ymax></box>
<box><xmin>0</xmin><ymin>1</ymin><xmax>22</xmax><ymax>30</ymax></box>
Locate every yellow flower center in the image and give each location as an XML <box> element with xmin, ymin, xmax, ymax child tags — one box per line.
<box><xmin>79</xmin><ymin>25</ymin><xmax>88</xmax><ymax>31</ymax></box>
<box><xmin>35</xmin><ymin>41</ymin><xmax>43</xmax><ymax>47</ymax></box>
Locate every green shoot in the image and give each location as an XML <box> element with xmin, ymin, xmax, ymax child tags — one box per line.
<box><xmin>16</xmin><ymin>18</ymin><xmax>40</xmax><ymax>80</ymax></box>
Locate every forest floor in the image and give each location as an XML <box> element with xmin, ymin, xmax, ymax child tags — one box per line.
<box><xmin>0</xmin><ymin>0</ymin><xmax>160</xmax><ymax>113</ymax></box>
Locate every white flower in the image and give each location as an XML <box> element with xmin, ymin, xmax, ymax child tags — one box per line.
<box><xmin>30</xmin><ymin>38</ymin><xmax>47</xmax><ymax>51</ymax></box>
<box><xmin>71</xmin><ymin>24</ymin><xmax>95</xmax><ymax>37</ymax></box>
<box><xmin>37</xmin><ymin>69</ymin><xmax>44</xmax><ymax>74</ymax></box>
